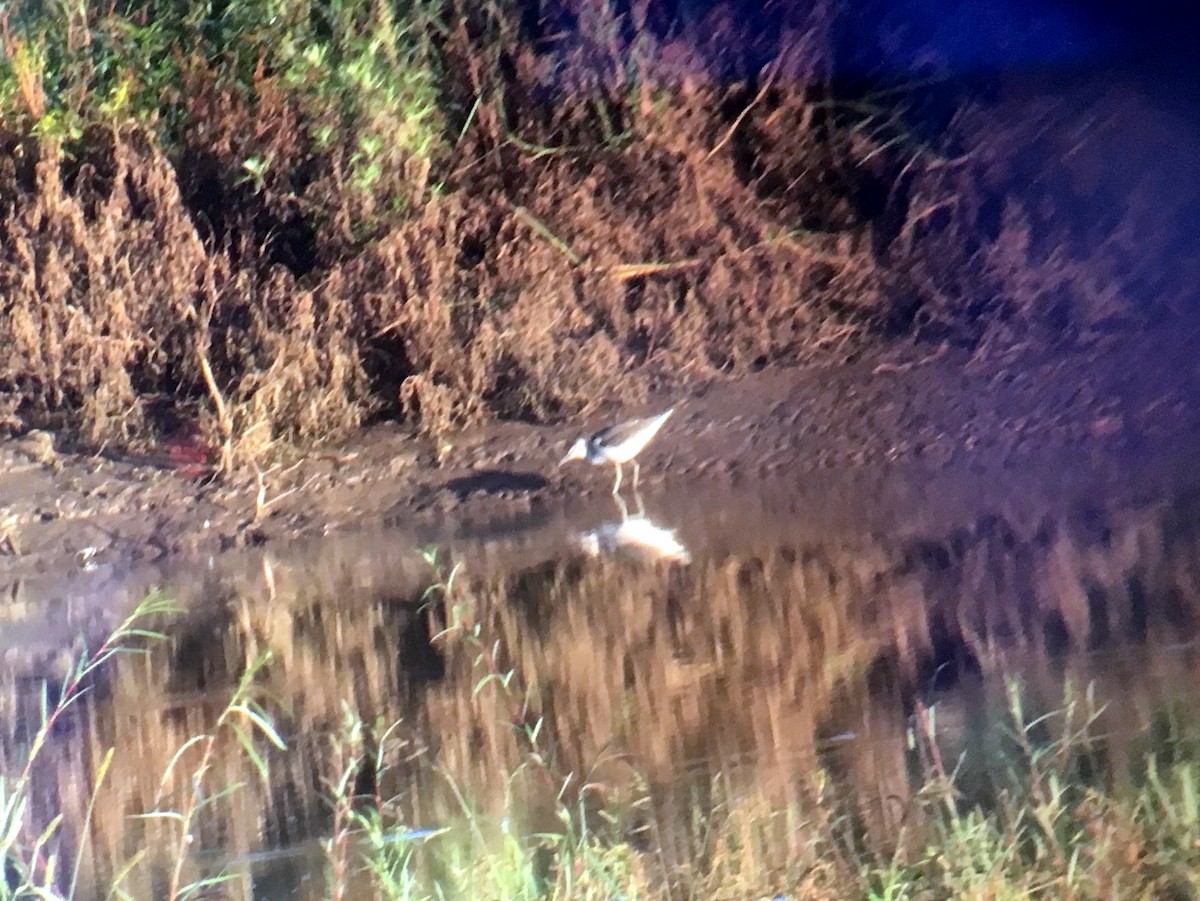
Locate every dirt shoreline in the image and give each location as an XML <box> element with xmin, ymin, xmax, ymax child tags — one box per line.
<box><xmin>4</xmin><ymin>313</ymin><xmax>1199</xmax><ymax>597</ymax></box>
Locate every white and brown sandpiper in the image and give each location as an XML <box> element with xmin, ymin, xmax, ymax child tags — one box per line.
<box><xmin>559</xmin><ymin>407</ymin><xmax>675</xmax><ymax>495</ymax></box>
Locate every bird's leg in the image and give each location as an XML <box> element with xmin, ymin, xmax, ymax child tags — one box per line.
<box><xmin>612</xmin><ymin>463</ymin><xmax>623</xmax><ymax>495</ymax></box>
<box><xmin>614</xmin><ymin>492</ymin><xmax>629</xmax><ymax>521</ymax></box>
<box><xmin>632</xmin><ymin>460</ymin><xmax>641</xmax><ymax>493</ymax></box>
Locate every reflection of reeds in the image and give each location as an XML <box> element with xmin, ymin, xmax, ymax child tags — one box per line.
<box><xmin>1</xmin><ymin>593</ymin><xmax>169</xmax><ymax>895</ymax></box>
<box><xmin>5</xmin><ymin>494</ymin><xmax>1200</xmax><ymax>895</ymax></box>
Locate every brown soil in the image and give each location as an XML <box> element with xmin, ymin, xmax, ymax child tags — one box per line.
<box><xmin>4</xmin><ymin>307</ymin><xmax>1200</xmax><ymax>594</ymax></box>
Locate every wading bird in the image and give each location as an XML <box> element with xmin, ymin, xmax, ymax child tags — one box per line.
<box><xmin>559</xmin><ymin>407</ymin><xmax>675</xmax><ymax>495</ymax></box>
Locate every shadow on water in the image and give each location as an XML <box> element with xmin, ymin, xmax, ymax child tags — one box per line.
<box><xmin>7</xmin><ymin>449</ymin><xmax>1200</xmax><ymax>897</ymax></box>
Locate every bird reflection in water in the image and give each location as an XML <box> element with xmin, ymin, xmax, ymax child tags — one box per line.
<box><xmin>576</xmin><ymin>503</ymin><xmax>691</xmax><ymax>564</ymax></box>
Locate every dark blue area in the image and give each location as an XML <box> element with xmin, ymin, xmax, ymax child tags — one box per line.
<box><xmin>835</xmin><ymin>0</ymin><xmax>1117</xmax><ymax>79</ymax></box>
<box><xmin>668</xmin><ymin>0</ymin><xmax>1200</xmax><ymax>83</ymax></box>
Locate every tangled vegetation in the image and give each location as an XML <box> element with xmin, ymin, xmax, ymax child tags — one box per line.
<box><xmin>0</xmin><ymin>0</ymin><xmax>1167</xmax><ymax>467</ymax></box>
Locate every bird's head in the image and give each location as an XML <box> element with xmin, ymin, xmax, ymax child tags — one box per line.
<box><xmin>559</xmin><ymin>437</ymin><xmax>588</xmax><ymax>466</ymax></box>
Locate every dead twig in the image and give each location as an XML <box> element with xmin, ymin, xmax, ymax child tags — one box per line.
<box><xmin>706</xmin><ymin>59</ymin><xmax>781</xmax><ymax>161</ymax></box>
<box><xmin>187</xmin><ymin>302</ymin><xmax>235</xmax><ymax>475</ymax></box>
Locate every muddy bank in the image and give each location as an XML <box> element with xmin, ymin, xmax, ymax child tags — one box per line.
<box><xmin>4</xmin><ymin>309</ymin><xmax>1200</xmax><ymax>602</ymax></box>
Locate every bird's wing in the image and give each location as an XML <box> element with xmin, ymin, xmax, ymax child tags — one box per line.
<box><xmin>592</xmin><ymin>418</ymin><xmax>645</xmax><ymax>447</ymax></box>
<box><xmin>594</xmin><ymin>409</ymin><xmax>673</xmax><ymax>446</ymax></box>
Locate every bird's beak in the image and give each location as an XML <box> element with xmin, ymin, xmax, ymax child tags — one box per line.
<box><xmin>559</xmin><ymin>439</ymin><xmax>584</xmax><ymax>466</ymax></box>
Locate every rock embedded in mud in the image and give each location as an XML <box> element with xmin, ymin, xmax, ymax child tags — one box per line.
<box><xmin>12</xmin><ymin>431</ymin><xmax>57</xmax><ymax>465</ymax></box>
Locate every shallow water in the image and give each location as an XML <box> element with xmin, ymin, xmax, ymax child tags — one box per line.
<box><xmin>5</xmin><ymin>448</ymin><xmax>1200</xmax><ymax>898</ymax></box>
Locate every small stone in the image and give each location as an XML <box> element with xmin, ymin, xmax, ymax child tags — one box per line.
<box><xmin>13</xmin><ymin>430</ymin><xmax>56</xmax><ymax>465</ymax></box>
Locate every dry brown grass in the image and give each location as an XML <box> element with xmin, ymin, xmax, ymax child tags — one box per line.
<box><xmin>0</xmin><ymin>132</ymin><xmax>374</xmax><ymax>466</ymax></box>
<box><xmin>0</xmin><ymin>2</ymin><xmax>1171</xmax><ymax>468</ymax></box>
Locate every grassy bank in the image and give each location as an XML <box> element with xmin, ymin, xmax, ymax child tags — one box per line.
<box><xmin>5</xmin><ymin>565</ymin><xmax>1200</xmax><ymax>898</ymax></box>
<box><xmin>0</xmin><ymin>0</ymin><xmax>1153</xmax><ymax>469</ymax></box>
